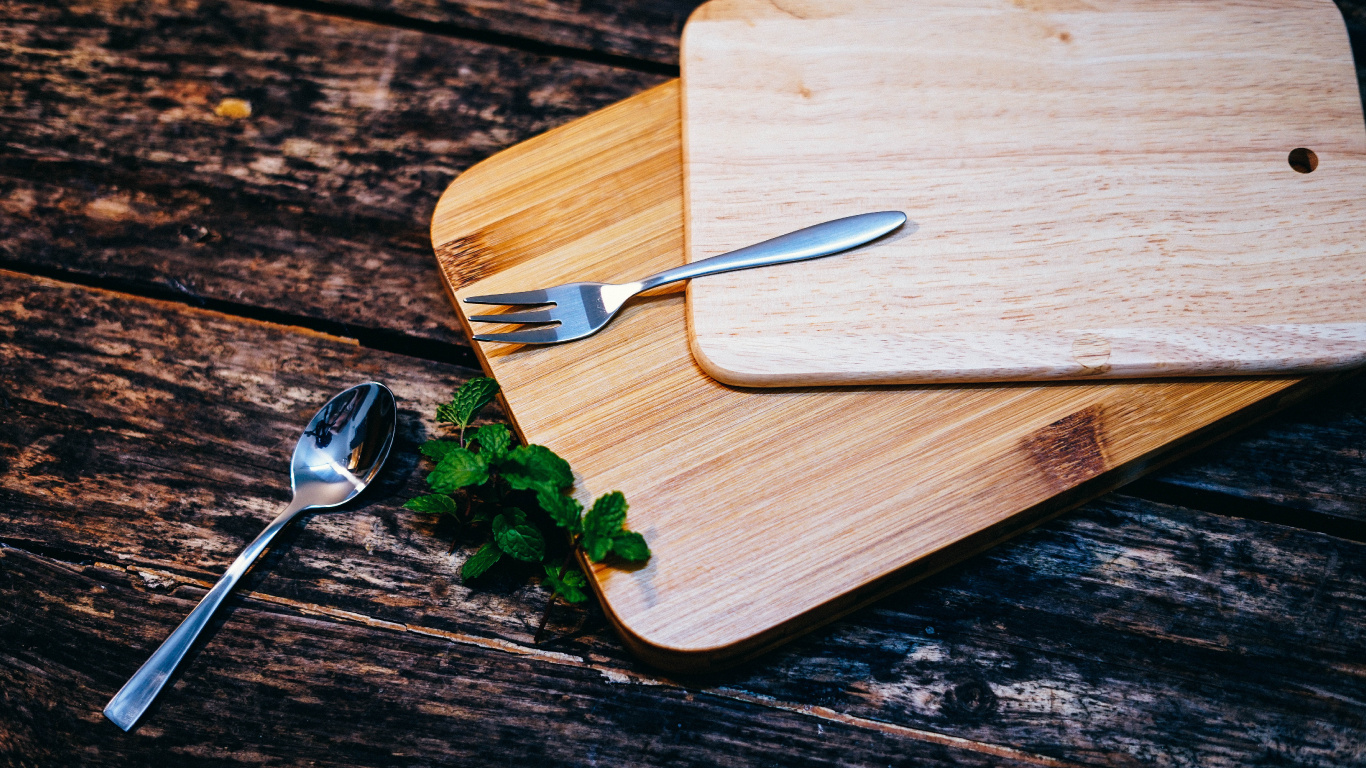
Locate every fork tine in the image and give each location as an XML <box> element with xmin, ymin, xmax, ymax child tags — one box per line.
<box><xmin>473</xmin><ymin>327</ymin><xmax>567</xmax><ymax>345</ymax></box>
<box><xmin>463</xmin><ymin>289</ymin><xmax>552</xmax><ymax>306</ymax></box>
<box><xmin>468</xmin><ymin>309</ymin><xmax>558</xmax><ymax>325</ymax></box>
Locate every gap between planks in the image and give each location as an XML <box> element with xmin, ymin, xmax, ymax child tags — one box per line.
<box><xmin>1124</xmin><ymin>477</ymin><xmax>1366</xmax><ymax>545</ymax></box>
<box><xmin>0</xmin><ymin>266</ymin><xmax>481</xmax><ymax>370</ymax></box>
<box><xmin>13</xmin><ymin>542</ymin><xmax>1079</xmax><ymax>767</ymax></box>
<box><xmin>240</xmin><ymin>0</ymin><xmax>682</xmax><ymax>77</ymax></box>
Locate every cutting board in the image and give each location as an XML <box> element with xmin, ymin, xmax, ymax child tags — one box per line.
<box><xmin>430</xmin><ymin>81</ymin><xmax>1331</xmax><ymax>672</ymax></box>
<box><xmin>681</xmin><ymin>0</ymin><xmax>1366</xmax><ymax>386</ymax></box>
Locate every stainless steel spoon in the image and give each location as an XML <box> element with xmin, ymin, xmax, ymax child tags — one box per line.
<box><xmin>103</xmin><ymin>382</ymin><xmax>397</xmax><ymax>731</ymax></box>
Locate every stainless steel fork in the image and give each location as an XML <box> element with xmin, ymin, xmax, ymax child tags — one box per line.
<box><xmin>464</xmin><ymin>211</ymin><xmax>906</xmax><ymax>344</ymax></box>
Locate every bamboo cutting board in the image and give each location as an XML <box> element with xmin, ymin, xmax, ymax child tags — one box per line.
<box><xmin>430</xmin><ymin>81</ymin><xmax>1330</xmax><ymax>671</ymax></box>
<box><xmin>681</xmin><ymin>0</ymin><xmax>1366</xmax><ymax>386</ymax></box>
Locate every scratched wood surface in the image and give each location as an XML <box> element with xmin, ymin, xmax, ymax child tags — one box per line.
<box><xmin>0</xmin><ymin>0</ymin><xmax>663</xmax><ymax>352</ymax></box>
<box><xmin>1152</xmin><ymin>373</ymin><xmax>1366</xmax><ymax>527</ymax></box>
<box><xmin>3</xmin><ymin>0</ymin><xmax>1366</xmax><ymax>764</ymax></box>
<box><xmin>431</xmin><ymin>80</ymin><xmax>1347</xmax><ymax>671</ymax></box>
<box><xmin>681</xmin><ymin>0</ymin><xmax>1366</xmax><ymax>384</ymax></box>
<box><xmin>314</xmin><ymin>0</ymin><xmax>705</xmax><ymax>66</ymax></box>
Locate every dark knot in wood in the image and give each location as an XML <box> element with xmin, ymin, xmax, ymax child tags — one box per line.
<box><xmin>941</xmin><ymin>679</ymin><xmax>999</xmax><ymax>721</ymax></box>
<box><xmin>1022</xmin><ymin>403</ymin><xmax>1109</xmax><ymax>491</ymax></box>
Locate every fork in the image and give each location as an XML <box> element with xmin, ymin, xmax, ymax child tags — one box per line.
<box><xmin>465</xmin><ymin>211</ymin><xmax>906</xmax><ymax>344</ymax></box>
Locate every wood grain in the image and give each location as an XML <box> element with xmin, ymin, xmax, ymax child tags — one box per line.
<box><xmin>0</xmin><ymin>270</ymin><xmax>555</xmax><ymax>648</ymax></box>
<box><xmin>1149</xmin><ymin>370</ymin><xmax>1366</xmax><ymax>525</ymax></box>
<box><xmin>430</xmin><ymin>80</ymin><xmax>1343</xmax><ymax>670</ymax></box>
<box><xmin>0</xmin><ymin>0</ymin><xmax>662</xmax><ymax>347</ymax></box>
<box><xmin>732</xmin><ymin>492</ymin><xmax>1366</xmax><ymax>767</ymax></box>
<box><xmin>2</xmin><ymin>549</ymin><xmax>1037</xmax><ymax>768</ymax></box>
<box><xmin>309</xmin><ymin>0</ymin><xmax>706</xmax><ymax>66</ymax></box>
<box><xmin>6</xmin><ymin>2</ymin><xmax>1366</xmax><ymax>765</ymax></box>
<box><xmin>681</xmin><ymin>0</ymin><xmax>1366</xmax><ymax>384</ymax></box>
<box><xmin>3</xmin><ymin>270</ymin><xmax>1364</xmax><ymax>764</ymax></box>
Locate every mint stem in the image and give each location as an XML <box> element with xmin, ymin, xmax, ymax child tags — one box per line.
<box><xmin>447</xmin><ymin>491</ymin><xmax>473</xmax><ymax>554</ymax></box>
<box><xmin>534</xmin><ymin>550</ymin><xmax>577</xmax><ymax>644</ymax></box>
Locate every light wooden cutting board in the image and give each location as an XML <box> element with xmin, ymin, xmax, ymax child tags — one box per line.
<box><xmin>681</xmin><ymin>0</ymin><xmax>1366</xmax><ymax>386</ymax></box>
<box><xmin>431</xmin><ymin>81</ymin><xmax>1333</xmax><ymax>672</ymax></box>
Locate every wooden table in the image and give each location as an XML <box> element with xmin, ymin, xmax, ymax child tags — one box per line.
<box><xmin>2</xmin><ymin>1</ymin><xmax>1364</xmax><ymax>765</ymax></box>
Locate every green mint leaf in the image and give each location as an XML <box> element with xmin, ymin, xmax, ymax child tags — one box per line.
<box><xmin>536</xmin><ymin>485</ymin><xmax>583</xmax><ymax>535</ymax></box>
<box><xmin>543</xmin><ymin>564</ymin><xmax>589</xmax><ymax>604</ymax></box>
<box><xmin>461</xmin><ymin>541</ymin><xmax>502</xmax><ymax>580</ymax></box>
<box><xmin>403</xmin><ymin>494</ymin><xmax>459</xmax><ymax>517</ymax></box>
<box><xmin>419</xmin><ymin>440</ymin><xmax>463</xmax><ymax>462</ymax></box>
<box><xmin>427</xmin><ymin>448</ymin><xmax>488</xmax><ymax>493</ymax></box>
<box><xmin>583</xmin><ymin>491</ymin><xmax>627</xmax><ymax>539</ymax></box>
<box><xmin>492</xmin><ymin>512</ymin><xmax>546</xmax><ymax>562</ymax></box>
<box><xmin>609</xmin><ymin>530</ymin><xmax>651</xmax><ymax>562</ymax></box>
<box><xmin>435</xmin><ymin>402</ymin><xmax>460</xmax><ymax>426</ymax></box>
<box><xmin>501</xmin><ymin>444</ymin><xmax>573</xmax><ymax>491</ymax></box>
<box><xmin>581</xmin><ymin>491</ymin><xmax>628</xmax><ymax>562</ymax></box>
<box><xmin>437</xmin><ymin>377</ymin><xmax>500</xmax><ymax>429</ymax></box>
<box><xmin>583</xmin><ymin>534</ymin><xmax>611</xmax><ymax>562</ymax></box>
<box><xmin>471</xmin><ymin>423</ymin><xmax>512</xmax><ymax>459</ymax></box>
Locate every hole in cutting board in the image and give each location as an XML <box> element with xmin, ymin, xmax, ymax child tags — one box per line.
<box><xmin>1288</xmin><ymin>147</ymin><xmax>1318</xmax><ymax>173</ymax></box>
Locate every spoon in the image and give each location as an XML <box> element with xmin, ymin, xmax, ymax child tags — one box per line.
<box><xmin>103</xmin><ymin>381</ymin><xmax>397</xmax><ymax>731</ymax></box>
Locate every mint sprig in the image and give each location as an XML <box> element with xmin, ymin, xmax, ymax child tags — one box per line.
<box><xmin>582</xmin><ymin>491</ymin><xmax>627</xmax><ymax>561</ymax></box>
<box><xmin>543</xmin><ymin>564</ymin><xmax>588</xmax><ymax>604</ymax></box>
<box><xmin>406</xmin><ymin>377</ymin><xmax>650</xmax><ymax>641</ymax></box>
<box><xmin>435</xmin><ymin>376</ymin><xmax>499</xmax><ymax>444</ymax></box>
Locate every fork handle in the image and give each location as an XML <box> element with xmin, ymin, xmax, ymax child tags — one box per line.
<box><xmin>102</xmin><ymin>497</ymin><xmax>310</xmax><ymax>731</ymax></box>
<box><xmin>637</xmin><ymin>211</ymin><xmax>906</xmax><ymax>292</ymax></box>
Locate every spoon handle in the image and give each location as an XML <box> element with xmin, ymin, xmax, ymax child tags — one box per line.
<box><xmin>103</xmin><ymin>498</ymin><xmax>309</xmax><ymax>731</ymax></box>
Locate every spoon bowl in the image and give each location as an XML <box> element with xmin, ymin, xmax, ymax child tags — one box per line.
<box><xmin>292</xmin><ymin>382</ymin><xmax>396</xmax><ymax>509</ymax></box>
<box><xmin>104</xmin><ymin>382</ymin><xmax>396</xmax><ymax>731</ymax></box>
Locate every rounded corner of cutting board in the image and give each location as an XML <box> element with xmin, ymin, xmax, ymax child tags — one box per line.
<box><xmin>430</xmin><ymin>79</ymin><xmax>682</xmax><ymax>265</ymax></box>
<box><xmin>681</xmin><ymin>0</ymin><xmax>750</xmax><ymax>26</ymax></box>
<box><xmin>685</xmin><ymin>328</ymin><xmax>773</xmax><ymax>387</ymax></box>
<box><xmin>679</xmin><ymin>0</ymin><xmax>723</xmax><ymax>45</ymax></box>
<box><xmin>595</xmin><ymin>588</ymin><xmax>800</xmax><ymax>675</ymax></box>
<box><xmin>430</xmin><ymin>148</ymin><xmax>502</xmax><ymax>256</ymax></box>
<box><xmin>600</xmin><ymin>614</ymin><xmax>747</xmax><ymax>675</ymax></box>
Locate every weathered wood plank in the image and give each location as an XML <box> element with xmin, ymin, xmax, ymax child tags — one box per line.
<box><xmin>1</xmin><ymin>547</ymin><xmax>1035</xmax><ymax>768</ymax></box>
<box><xmin>3</xmin><ymin>271</ymin><xmax>1364</xmax><ymax>766</ymax></box>
<box><xmin>290</xmin><ymin>0</ymin><xmax>1366</xmax><ymax>73</ymax></box>
<box><xmin>0</xmin><ymin>0</ymin><xmax>662</xmax><ymax>346</ymax></box>
<box><xmin>737</xmin><ymin>492</ymin><xmax>1366</xmax><ymax>767</ymax></box>
<box><xmin>1148</xmin><ymin>372</ymin><xmax>1366</xmax><ymax>526</ymax></box>
<box><xmin>306</xmin><ymin>0</ymin><xmax>704</xmax><ymax>66</ymax></box>
<box><xmin>0</xmin><ymin>268</ymin><xmax>562</xmax><ymax>647</ymax></box>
